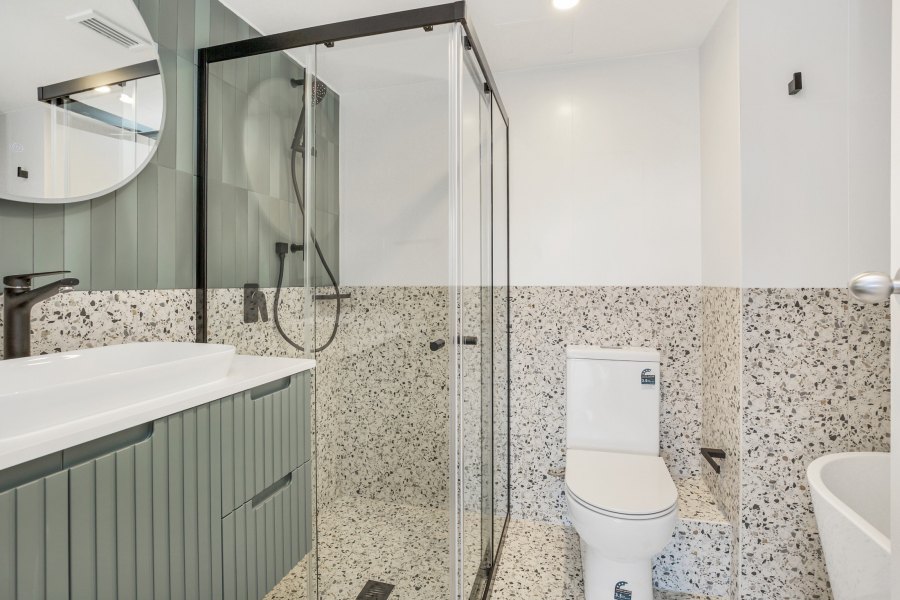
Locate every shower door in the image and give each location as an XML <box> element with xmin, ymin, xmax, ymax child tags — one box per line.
<box><xmin>459</xmin><ymin>38</ymin><xmax>494</xmax><ymax>599</ymax></box>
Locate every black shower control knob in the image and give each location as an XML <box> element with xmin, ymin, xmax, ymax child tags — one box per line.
<box><xmin>429</xmin><ymin>339</ymin><xmax>446</xmax><ymax>351</ymax></box>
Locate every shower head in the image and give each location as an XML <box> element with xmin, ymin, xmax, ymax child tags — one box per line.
<box><xmin>289</xmin><ymin>77</ymin><xmax>328</xmax><ymax>105</ymax></box>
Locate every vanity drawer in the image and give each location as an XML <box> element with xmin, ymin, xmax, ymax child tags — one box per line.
<box><xmin>220</xmin><ymin>373</ymin><xmax>310</xmax><ymax>514</ymax></box>
<box><xmin>222</xmin><ymin>462</ymin><xmax>312</xmax><ymax>600</ymax></box>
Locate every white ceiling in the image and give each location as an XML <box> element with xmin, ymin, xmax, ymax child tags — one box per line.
<box><xmin>0</xmin><ymin>0</ymin><xmax>159</xmax><ymax>113</ymax></box>
<box><xmin>221</xmin><ymin>0</ymin><xmax>728</xmax><ymax>73</ymax></box>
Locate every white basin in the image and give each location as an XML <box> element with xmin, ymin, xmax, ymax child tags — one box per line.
<box><xmin>807</xmin><ymin>452</ymin><xmax>890</xmax><ymax>600</ymax></box>
<box><xmin>0</xmin><ymin>342</ymin><xmax>235</xmax><ymax>442</ymax></box>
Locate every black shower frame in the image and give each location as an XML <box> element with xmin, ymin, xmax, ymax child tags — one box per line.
<box><xmin>195</xmin><ymin>3</ymin><xmax>510</xmax><ymax>598</ymax></box>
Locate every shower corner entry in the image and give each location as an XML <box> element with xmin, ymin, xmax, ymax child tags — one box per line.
<box><xmin>194</xmin><ymin>4</ymin><xmax>510</xmax><ymax>600</ymax></box>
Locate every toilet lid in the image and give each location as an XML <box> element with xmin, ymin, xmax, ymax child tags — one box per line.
<box><xmin>565</xmin><ymin>449</ymin><xmax>677</xmax><ymax>517</ymax></box>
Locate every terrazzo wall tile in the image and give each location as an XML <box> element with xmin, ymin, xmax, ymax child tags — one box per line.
<box><xmin>0</xmin><ymin>289</ymin><xmax>196</xmax><ymax>359</ymax></box>
<box><xmin>739</xmin><ymin>288</ymin><xmax>890</xmax><ymax>599</ymax></box>
<box><xmin>700</xmin><ymin>287</ymin><xmax>742</xmax><ymax>599</ymax></box>
<box><xmin>509</xmin><ymin>286</ymin><xmax>703</xmax><ymax>525</ymax></box>
<box><xmin>313</xmin><ymin>286</ymin><xmax>451</xmax><ymax>510</ymax></box>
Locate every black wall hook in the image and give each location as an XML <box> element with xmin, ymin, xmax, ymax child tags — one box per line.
<box><xmin>788</xmin><ymin>72</ymin><xmax>803</xmax><ymax>95</ymax></box>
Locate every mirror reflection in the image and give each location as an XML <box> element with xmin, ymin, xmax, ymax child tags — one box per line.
<box><xmin>0</xmin><ymin>0</ymin><xmax>163</xmax><ymax>203</ymax></box>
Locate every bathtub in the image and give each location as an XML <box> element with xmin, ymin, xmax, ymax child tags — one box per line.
<box><xmin>807</xmin><ymin>452</ymin><xmax>890</xmax><ymax>600</ymax></box>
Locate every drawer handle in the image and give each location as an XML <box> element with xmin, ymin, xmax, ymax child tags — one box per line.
<box><xmin>250</xmin><ymin>376</ymin><xmax>292</xmax><ymax>400</ymax></box>
<box><xmin>251</xmin><ymin>472</ymin><xmax>292</xmax><ymax>507</ymax></box>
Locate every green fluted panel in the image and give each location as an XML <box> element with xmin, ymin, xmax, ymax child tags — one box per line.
<box><xmin>208</xmin><ymin>73</ymin><xmax>224</xmax><ymax>183</ymax></box>
<box><xmin>222</xmin><ymin>82</ymin><xmax>238</xmax><ymax>186</ymax></box>
<box><xmin>16</xmin><ymin>479</ymin><xmax>45</xmax><ymax>598</ymax></box>
<box><xmin>115</xmin><ymin>447</ymin><xmax>137</xmax><ymax>600</ymax></box>
<box><xmin>95</xmin><ymin>453</ymin><xmax>117</xmax><ymax>599</ymax></box>
<box><xmin>210</xmin><ymin>401</ymin><xmax>224</xmax><ymax>600</ymax></box>
<box><xmin>251</xmin><ymin>396</ymin><xmax>262</xmax><ymax>500</ymax></box>
<box><xmin>45</xmin><ymin>471</ymin><xmax>69</xmax><ymax>600</ymax></box>
<box><xmin>194</xmin><ymin>0</ymin><xmax>210</xmax><ymax>50</ymax></box>
<box><xmin>115</xmin><ymin>178</ymin><xmax>139</xmax><ymax>289</ymax></box>
<box><xmin>208</xmin><ymin>0</ymin><xmax>224</xmax><ymax>46</ymax></box>
<box><xmin>137</xmin><ymin>0</ymin><xmax>159</xmax><ymax>42</ymax></box>
<box><xmin>273</xmin><ymin>391</ymin><xmax>284</xmax><ymax>487</ymax></box>
<box><xmin>33</xmin><ymin>204</ymin><xmax>65</xmax><ymax>274</ymax></box>
<box><xmin>175</xmin><ymin>57</ymin><xmax>195</xmax><ymax>174</ymax></box>
<box><xmin>197</xmin><ymin>404</ymin><xmax>212</xmax><ymax>599</ymax></box>
<box><xmin>69</xmin><ymin>461</ymin><xmax>97</xmax><ymax>599</ymax></box>
<box><xmin>136</xmin><ymin>162</ymin><xmax>159</xmax><ymax>290</ymax></box>
<box><xmin>247</xmin><ymin>192</ymin><xmax>260</xmax><ymax>283</ymax></box>
<box><xmin>157</xmin><ymin>166</ymin><xmax>177</xmax><ymax>290</ymax></box>
<box><xmin>221</xmin><ymin>462</ymin><xmax>309</xmax><ymax>600</ymax></box>
<box><xmin>254</xmin><ymin>501</ymin><xmax>265</xmax><ymax>598</ymax></box>
<box><xmin>222</xmin><ymin>510</ymin><xmax>237</xmax><ymax>600</ymax></box>
<box><xmin>64</xmin><ymin>200</ymin><xmax>92</xmax><ymax>291</ymax></box>
<box><xmin>135</xmin><ymin>441</ymin><xmax>154</xmax><ymax>600</ymax></box>
<box><xmin>156</xmin><ymin>0</ymin><xmax>177</xmax><ymax>51</ymax></box>
<box><xmin>183</xmin><ymin>410</ymin><xmax>200</xmax><ymax>600</ymax></box>
<box><xmin>90</xmin><ymin>193</ymin><xmax>117</xmax><ymax>291</ymax></box>
<box><xmin>167</xmin><ymin>412</ymin><xmax>185</xmax><ymax>600</ymax></box>
<box><xmin>156</xmin><ymin>48</ymin><xmax>177</xmax><ymax>169</ymax></box>
<box><xmin>273</xmin><ymin>486</ymin><xmax>284</xmax><ymax>578</ymax></box>
<box><xmin>235</xmin><ymin>188</ymin><xmax>249</xmax><ymax>285</ymax></box>
<box><xmin>175</xmin><ymin>170</ymin><xmax>195</xmax><ymax>289</ymax></box>
<box><xmin>221</xmin><ymin>395</ymin><xmax>235</xmax><ymax>513</ymax></box>
<box><xmin>0</xmin><ymin>487</ymin><xmax>16</xmax><ymax>598</ymax></box>
<box><xmin>243</xmin><ymin>501</ymin><xmax>256</xmax><ymax>598</ymax></box>
<box><xmin>207</xmin><ymin>178</ymin><xmax>223</xmax><ymax>288</ymax></box>
<box><xmin>176</xmin><ymin>0</ymin><xmax>195</xmax><ymax>61</ymax></box>
<box><xmin>151</xmin><ymin>418</ymin><xmax>170</xmax><ymax>598</ymax></box>
<box><xmin>0</xmin><ymin>201</ymin><xmax>33</xmax><ymax>279</ymax></box>
<box><xmin>221</xmin><ymin>183</ymin><xmax>236</xmax><ymax>286</ymax></box>
<box><xmin>0</xmin><ymin>472</ymin><xmax>70</xmax><ymax>600</ymax></box>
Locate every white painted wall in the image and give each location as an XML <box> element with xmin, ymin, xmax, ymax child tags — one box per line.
<box><xmin>739</xmin><ymin>0</ymin><xmax>891</xmax><ymax>288</ymax></box>
<box><xmin>498</xmin><ymin>50</ymin><xmax>703</xmax><ymax>287</ymax></box>
<box><xmin>339</xmin><ymin>79</ymin><xmax>450</xmax><ymax>286</ymax></box>
<box><xmin>700</xmin><ymin>0</ymin><xmax>742</xmax><ymax>288</ymax></box>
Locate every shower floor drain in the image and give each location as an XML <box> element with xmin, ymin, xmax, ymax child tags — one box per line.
<box><xmin>357</xmin><ymin>580</ymin><xmax>395</xmax><ymax>600</ymax></box>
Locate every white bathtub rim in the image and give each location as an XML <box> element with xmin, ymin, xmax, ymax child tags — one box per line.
<box><xmin>807</xmin><ymin>451</ymin><xmax>890</xmax><ymax>555</ymax></box>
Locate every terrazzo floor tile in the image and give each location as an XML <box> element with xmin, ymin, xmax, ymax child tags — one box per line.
<box><xmin>268</xmin><ymin>496</ymin><xmax>453</xmax><ymax>599</ymax></box>
<box><xmin>266</xmin><ymin>498</ymin><xmax>727</xmax><ymax>600</ymax></box>
<box><xmin>490</xmin><ymin>520</ymin><xmax>726</xmax><ymax>600</ymax></box>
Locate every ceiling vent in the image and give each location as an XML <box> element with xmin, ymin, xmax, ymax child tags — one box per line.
<box><xmin>67</xmin><ymin>10</ymin><xmax>150</xmax><ymax>50</ymax></box>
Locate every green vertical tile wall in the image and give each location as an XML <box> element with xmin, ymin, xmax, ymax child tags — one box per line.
<box><xmin>206</xmin><ymin>56</ymin><xmax>340</xmax><ymax>290</ymax></box>
<box><xmin>0</xmin><ymin>0</ymin><xmax>260</xmax><ymax>291</ymax></box>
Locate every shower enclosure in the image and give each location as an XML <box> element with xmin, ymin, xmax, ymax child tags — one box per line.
<box><xmin>197</xmin><ymin>3</ymin><xmax>510</xmax><ymax>598</ymax></box>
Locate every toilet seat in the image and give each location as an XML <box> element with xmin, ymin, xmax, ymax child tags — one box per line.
<box><xmin>565</xmin><ymin>449</ymin><xmax>677</xmax><ymax>520</ymax></box>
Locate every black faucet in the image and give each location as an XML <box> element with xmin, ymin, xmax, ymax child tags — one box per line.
<box><xmin>3</xmin><ymin>271</ymin><xmax>80</xmax><ymax>360</ymax></box>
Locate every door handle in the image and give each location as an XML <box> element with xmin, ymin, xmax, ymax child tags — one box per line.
<box><xmin>849</xmin><ymin>270</ymin><xmax>900</xmax><ymax>303</ymax></box>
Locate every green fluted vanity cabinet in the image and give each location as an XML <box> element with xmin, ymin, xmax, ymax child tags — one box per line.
<box><xmin>0</xmin><ymin>372</ymin><xmax>311</xmax><ymax>600</ymax></box>
<box><xmin>0</xmin><ymin>470</ymin><xmax>70</xmax><ymax>599</ymax></box>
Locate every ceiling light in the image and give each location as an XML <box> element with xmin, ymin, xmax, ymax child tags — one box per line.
<box><xmin>553</xmin><ymin>0</ymin><xmax>580</xmax><ymax>10</ymax></box>
<box><xmin>94</xmin><ymin>85</ymin><xmax>111</xmax><ymax>94</ymax></box>
<box><xmin>119</xmin><ymin>93</ymin><xmax>135</xmax><ymax>105</ymax></box>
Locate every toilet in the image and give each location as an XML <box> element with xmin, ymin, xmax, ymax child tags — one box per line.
<box><xmin>564</xmin><ymin>346</ymin><xmax>677</xmax><ymax>600</ymax></box>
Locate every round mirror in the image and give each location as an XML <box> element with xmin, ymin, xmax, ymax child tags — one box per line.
<box><xmin>0</xmin><ymin>0</ymin><xmax>164</xmax><ymax>204</ymax></box>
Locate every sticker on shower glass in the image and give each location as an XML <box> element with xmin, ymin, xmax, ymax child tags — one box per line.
<box><xmin>614</xmin><ymin>581</ymin><xmax>632</xmax><ymax>600</ymax></box>
<box><xmin>640</xmin><ymin>369</ymin><xmax>656</xmax><ymax>385</ymax></box>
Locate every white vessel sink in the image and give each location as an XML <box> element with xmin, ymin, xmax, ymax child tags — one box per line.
<box><xmin>807</xmin><ymin>452</ymin><xmax>890</xmax><ymax>600</ymax></box>
<box><xmin>0</xmin><ymin>342</ymin><xmax>235</xmax><ymax>443</ymax></box>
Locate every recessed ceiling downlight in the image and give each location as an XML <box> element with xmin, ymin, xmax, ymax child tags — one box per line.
<box><xmin>553</xmin><ymin>0</ymin><xmax>580</xmax><ymax>10</ymax></box>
